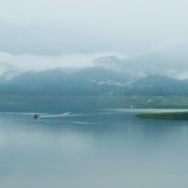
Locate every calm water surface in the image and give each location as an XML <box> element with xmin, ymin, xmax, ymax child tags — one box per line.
<box><xmin>0</xmin><ymin>109</ymin><xmax>188</xmax><ymax>188</ymax></box>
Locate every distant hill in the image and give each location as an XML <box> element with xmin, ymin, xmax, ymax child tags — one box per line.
<box><xmin>123</xmin><ymin>75</ymin><xmax>188</xmax><ymax>96</ymax></box>
<box><xmin>0</xmin><ymin>66</ymin><xmax>127</xmax><ymax>96</ymax></box>
<box><xmin>95</xmin><ymin>46</ymin><xmax>188</xmax><ymax>80</ymax></box>
<box><xmin>1</xmin><ymin>60</ymin><xmax>188</xmax><ymax>110</ymax></box>
<box><xmin>1</xmin><ymin>68</ymin><xmax>188</xmax><ymax>98</ymax></box>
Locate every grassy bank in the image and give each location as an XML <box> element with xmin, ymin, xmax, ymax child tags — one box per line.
<box><xmin>136</xmin><ymin>111</ymin><xmax>188</xmax><ymax>120</ymax></box>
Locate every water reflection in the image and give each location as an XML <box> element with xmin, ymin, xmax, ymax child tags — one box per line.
<box><xmin>0</xmin><ymin>109</ymin><xmax>188</xmax><ymax>188</ymax></box>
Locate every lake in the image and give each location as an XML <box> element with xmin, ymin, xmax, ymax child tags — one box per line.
<box><xmin>0</xmin><ymin>109</ymin><xmax>188</xmax><ymax>188</ymax></box>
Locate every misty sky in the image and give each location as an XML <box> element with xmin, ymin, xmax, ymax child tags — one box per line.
<box><xmin>0</xmin><ymin>0</ymin><xmax>188</xmax><ymax>70</ymax></box>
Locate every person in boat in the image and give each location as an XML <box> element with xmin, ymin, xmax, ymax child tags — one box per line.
<box><xmin>34</xmin><ymin>114</ymin><xmax>40</xmax><ymax>119</ymax></box>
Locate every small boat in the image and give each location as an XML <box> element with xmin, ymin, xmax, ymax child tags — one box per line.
<box><xmin>34</xmin><ymin>114</ymin><xmax>40</xmax><ymax>119</ymax></box>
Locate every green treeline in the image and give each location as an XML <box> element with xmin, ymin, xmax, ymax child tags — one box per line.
<box><xmin>136</xmin><ymin>111</ymin><xmax>188</xmax><ymax>120</ymax></box>
<box><xmin>1</xmin><ymin>69</ymin><xmax>188</xmax><ymax>111</ymax></box>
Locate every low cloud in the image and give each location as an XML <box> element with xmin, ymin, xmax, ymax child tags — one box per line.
<box><xmin>95</xmin><ymin>46</ymin><xmax>188</xmax><ymax>80</ymax></box>
<box><xmin>1</xmin><ymin>46</ymin><xmax>188</xmax><ymax>81</ymax></box>
<box><xmin>0</xmin><ymin>51</ymin><xmax>126</xmax><ymax>71</ymax></box>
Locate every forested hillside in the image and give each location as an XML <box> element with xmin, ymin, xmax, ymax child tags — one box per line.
<box><xmin>1</xmin><ymin>66</ymin><xmax>188</xmax><ymax>111</ymax></box>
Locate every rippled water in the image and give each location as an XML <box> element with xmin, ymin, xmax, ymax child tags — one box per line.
<box><xmin>0</xmin><ymin>109</ymin><xmax>188</xmax><ymax>188</ymax></box>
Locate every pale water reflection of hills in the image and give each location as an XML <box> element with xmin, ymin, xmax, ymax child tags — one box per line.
<box><xmin>0</xmin><ymin>109</ymin><xmax>188</xmax><ymax>188</ymax></box>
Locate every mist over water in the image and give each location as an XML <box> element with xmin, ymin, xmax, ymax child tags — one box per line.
<box><xmin>0</xmin><ymin>109</ymin><xmax>188</xmax><ymax>188</ymax></box>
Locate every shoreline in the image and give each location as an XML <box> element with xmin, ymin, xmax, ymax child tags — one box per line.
<box><xmin>136</xmin><ymin>111</ymin><xmax>188</xmax><ymax>120</ymax></box>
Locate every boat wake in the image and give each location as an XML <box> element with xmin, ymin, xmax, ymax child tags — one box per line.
<box><xmin>40</xmin><ymin>112</ymin><xmax>73</xmax><ymax>118</ymax></box>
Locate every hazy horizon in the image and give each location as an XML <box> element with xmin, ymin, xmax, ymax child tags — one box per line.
<box><xmin>1</xmin><ymin>0</ymin><xmax>188</xmax><ymax>78</ymax></box>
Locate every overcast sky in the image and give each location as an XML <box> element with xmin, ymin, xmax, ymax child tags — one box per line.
<box><xmin>0</xmin><ymin>0</ymin><xmax>188</xmax><ymax>70</ymax></box>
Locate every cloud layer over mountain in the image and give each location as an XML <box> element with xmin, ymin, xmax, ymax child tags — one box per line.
<box><xmin>1</xmin><ymin>0</ymin><xmax>188</xmax><ymax>56</ymax></box>
<box><xmin>1</xmin><ymin>0</ymin><xmax>188</xmax><ymax>80</ymax></box>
